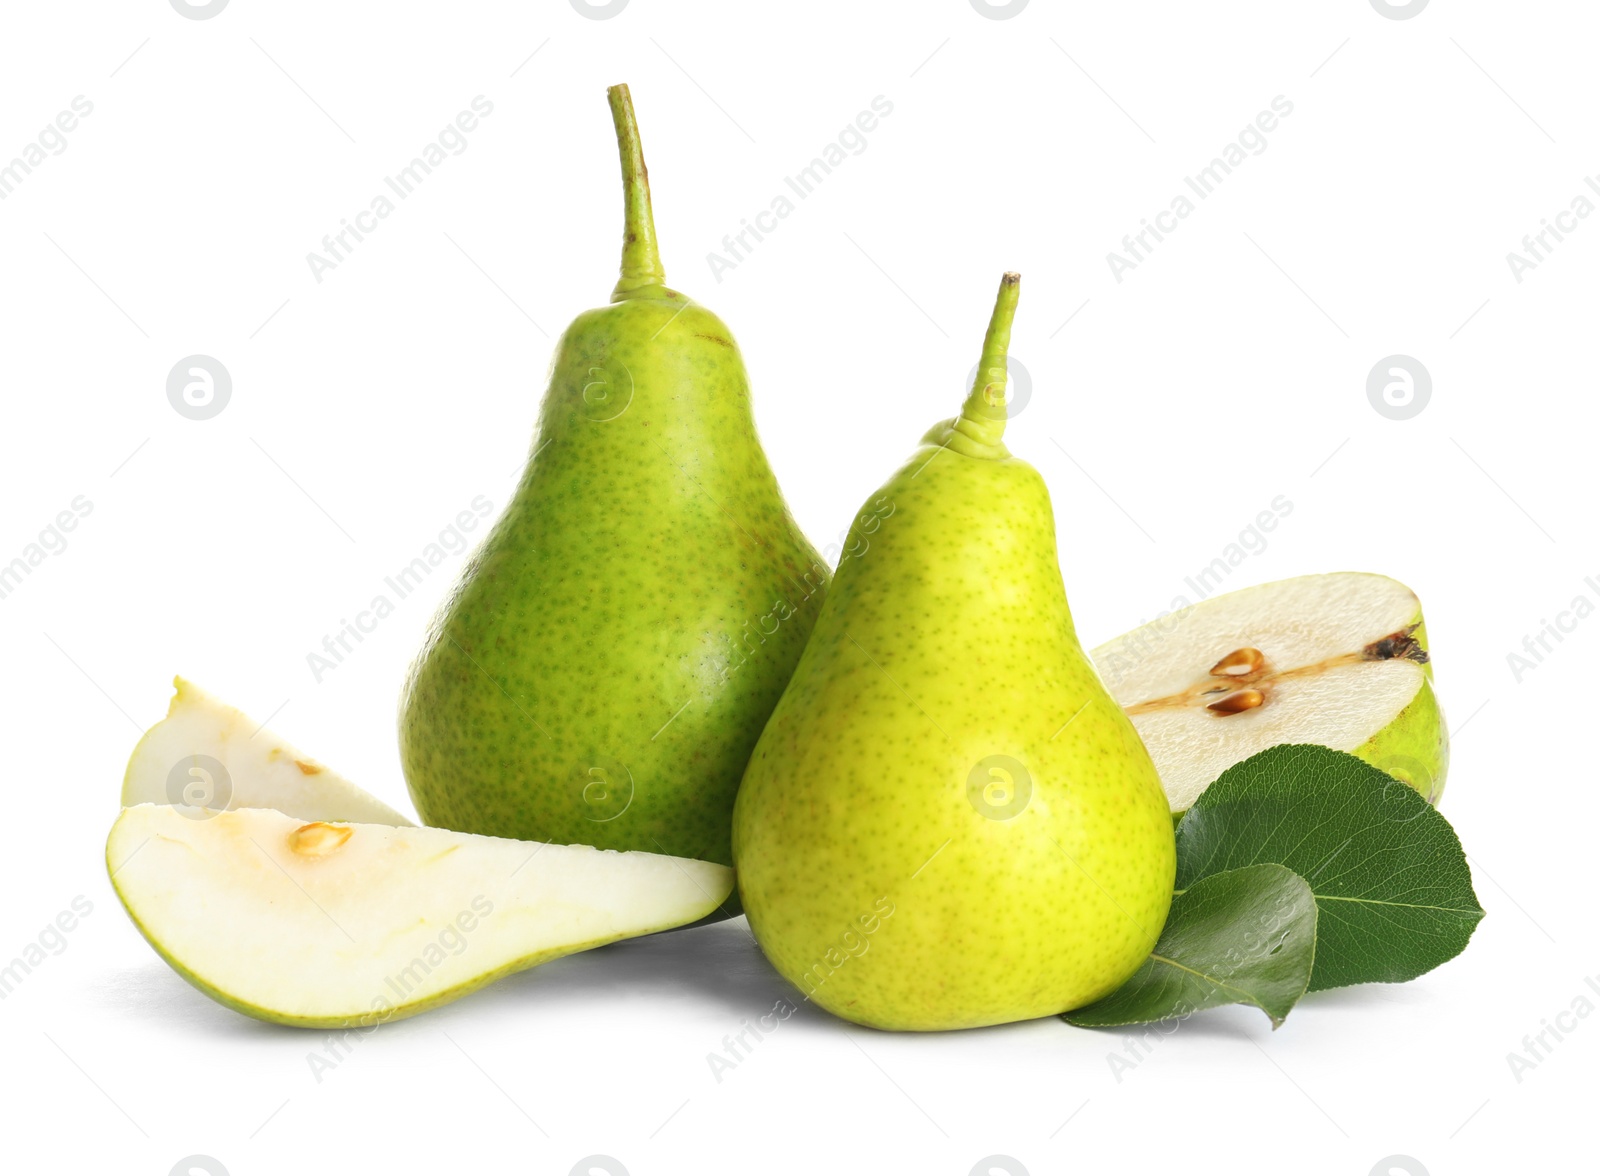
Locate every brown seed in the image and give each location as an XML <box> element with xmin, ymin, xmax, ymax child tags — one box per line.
<box><xmin>1207</xmin><ymin>689</ymin><xmax>1265</xmax><ymax>715</ymax></box>
<box><xmin>289</xmin><ymin>822</ymin><xmax>353</xmax><ymax>857</ymax></box>
<box><xmin>1210</xmin><ymin>647</ymin><xmax>1265</xmax><ymax>677</ymax></box>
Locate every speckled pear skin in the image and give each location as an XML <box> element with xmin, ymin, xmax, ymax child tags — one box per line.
<box><xmin>733</xmin><ymin>275</ymin><xmax>1175</xmax><ymax>1030</ymax></box>
<box><xmin>399</xmin><ymin>86</ymin><xmax>825</xmax><ymax>873</ymax></box>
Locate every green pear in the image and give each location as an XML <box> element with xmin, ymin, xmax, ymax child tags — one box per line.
<box><xmin>123</xmin><ymin>678</ymin><xmax>413</xmax><ymax>825</ymax></box>
<box><xmin>733</xmin><ymin>275</ymin><xmax>1176</xmax><ymax>1031</ymax></box>
<box><xmin>106</xmin><ymin>804</ymin><xmax>732</xmax><ymax>1028</ymax></box>
<box><xmin>1090</xmin><ymin>572</ymin><xmax>1447</xmax><ymax>813</ymax></box>
<box><xmin>400</xmin><ymin>85</ymin><xmax>825</xmax><ymax>875</ymax></box>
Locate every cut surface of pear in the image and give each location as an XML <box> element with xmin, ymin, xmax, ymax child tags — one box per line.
<box><xmin>122</xmin><ymin>677</ymin><xmax>413</xmax><ymax>826</ymax></box>
<box><xmin>106</xmin><ymin>804</ymin><xmax>733</xmax><ymax>1027</ymax></box>
<box><xmin>1090</xmin><ymin>572</ymin><xmax>1446</xmax><ymax>812</ymax></box>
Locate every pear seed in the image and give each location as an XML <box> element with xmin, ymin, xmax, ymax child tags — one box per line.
<box><xmin>289</xmin><ymin>822</ymin><xmax>353</xmax><ymax>857</ymax></box>
<box><xmin>1207</xmin><ymin>689</ymin><xmax>1265</xmax><ymax>715</ymax></box>
<box><xmin>1210</xmin><ymin>647</ymin><xmax>1265</xmax><ymax>677</ymax></box>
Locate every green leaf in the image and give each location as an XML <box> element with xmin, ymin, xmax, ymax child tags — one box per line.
<box><xmin>1065</xmin><ymin>864</ymin><xmax>1316</xmax><ymax>1029</ymax></box>
<box><xmin>1176</xmin><ymin>744</ymin><xmax>1484</xmax><ymax>992</ymax></box>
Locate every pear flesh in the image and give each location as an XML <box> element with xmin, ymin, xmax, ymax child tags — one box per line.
<box><xmin>1090</xmin><ymin>572</ymin><xmax>1446</xmax><ymax>812</ymax></box>
<box><xmin>733</xmin><ymin>275</ymin><xmax>1176</xmax><ymax>1031</ymax></box>
<box><xmin>122</xmin><ymin>677</ymin><xmax>413</xmax><ymax>826</ymax></box>
<box><xmin>106</xmin><ymin>804</ymin><xmax>733</xmax><ymax>1028</ymax></box>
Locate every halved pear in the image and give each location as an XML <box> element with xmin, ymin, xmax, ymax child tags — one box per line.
<box><xmin>1090</xmin><ymin>573</ymin><xmax>1447</xmax><ymax>813</ymax></box>
<box><xmin>106</xmin><ymin>804</ymin><xmax>733</xmax><ymax>1027</ymax></box>
<box><xmin>123</xmin><ymin>678</ymin><xmax>412</xmax><ymax>825</ymax></box>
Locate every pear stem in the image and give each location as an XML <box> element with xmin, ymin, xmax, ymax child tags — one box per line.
<box><xmin>958</xmin><ymin>272</ymin><xmax>1021</xmax><ymax>447</ymax></box>
<box><xmin>607</xmin><ymin>84</ymin><xmax>666</xmax><ymax>297</ymax></box>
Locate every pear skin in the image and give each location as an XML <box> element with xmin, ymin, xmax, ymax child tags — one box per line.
<box><xmin>401</xmin><ymin>86</ymin><xmax>825</xmax><ymax>874</ymax></box>
<box><xmin>733</xmin><ymin>275</ymin><xmax>1175</xmax><ymax>1030</ymax></box>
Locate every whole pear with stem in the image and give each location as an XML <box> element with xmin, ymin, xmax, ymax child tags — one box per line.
<box><xmin>401</xmin><ymin>85</ymin><xmax>825</xmax><ymax>886</ymax></box>
<box><xmin>733</xmin><ymin>274</ymin><xmax>1176</xmax><ymax>1030</ymax></box>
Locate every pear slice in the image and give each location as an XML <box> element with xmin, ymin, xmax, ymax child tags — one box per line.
<box><xmin>1090</xmin><ymin>573</ymin><xmax>1447</xmax><ymax>813</ymax></box>
<box><xmin>106</xmin><ymin>804</ymin><xmax>733</xmax><ymax>1027</ymax></box>
<box><xmin>122</xmin><ymin>678</ymin><xmax>413</xmax><ymax>825</ymax></box>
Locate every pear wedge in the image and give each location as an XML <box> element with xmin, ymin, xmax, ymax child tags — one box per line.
<box><xmin>106</xmin><ymin>804</ymin><xmax>733</xmax><ymax>1027</ymax></box>
<box><xmin>122</xmin><ymin>678</ymin><xmax>412</xmax><ymax>825</ymax></box>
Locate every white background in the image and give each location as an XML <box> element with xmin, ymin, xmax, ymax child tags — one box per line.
<box><xmin>0</xmin><ymin>1</ymin><xmax>1590</xmax><ymax>1173</ymax></box>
